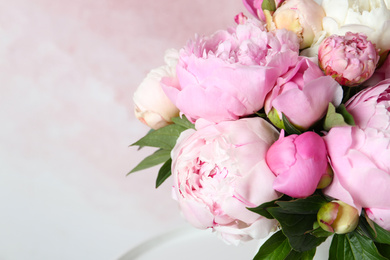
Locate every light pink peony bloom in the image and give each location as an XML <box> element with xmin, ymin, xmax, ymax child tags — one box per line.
<box><xmin>318</xmin><ymin>33</ymin><xmax>379</xmax><ymax>86</ymax></box>
<box><xmin>264</xmin><ymin>57</ymin><xmax>343</xmax><ymax>130</ymax></box>
<box><xmin>268</xmin><ymin>0</ymin><xmax>325</xmax><ymax>49</ymax></box>
<box><xmin>133</xmin><ymin>49</ymin><xmax>180</xmax><ymax>129</ymax></box>
<box><xmin>162</xmin><ymin>19</ymin><xmax>300</xmax><ymax>123</ymax></box>
<box><xmin>266</xmin><ymin>131</ymin><xmax>329</xmax><ymax>198</ymax></box>
<box><xmin>346</xmin><ymin>79</ymin><xmax>390</xmax><ymax>133</ymax></box>
<box><xmin>324</xmin><ymin>126</ymin><xmax>390</xmax><ymax>231</ymax></box>
<box><xmin>171</xmin><ymin>118</ymin><xmax>280</xmax><ymax>244</ymax></box>
<box><xmin>242</xmin><ymin>0</ymin><xmax>285</xmax><ymax>22</ymax></box>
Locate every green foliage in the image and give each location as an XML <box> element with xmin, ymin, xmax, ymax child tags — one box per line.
<box><xmin>129</xmin><ymin>115</ymin><xmax>195</xmax><ymax>188</ymax></box>
<box><xmin>329</xmin><ymin>232</ymin><xmax>388</xmax><ymax>260</ymax></box>
<box><xmin>282</xmin><ymin>113</ymin><xmax>302</xmax><ymax>135</ymax></box>
<box><xmin>323</xmin><ymin>103</ymin><xmax>355</xmax><ymax>131</ymax></box>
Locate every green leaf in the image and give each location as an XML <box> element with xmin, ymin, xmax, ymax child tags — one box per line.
<box><xmin>276</xmin><ymin>195</ymin><xmax>328</xmax><ymax>214</ymax></box>
<box><xmin>359</xmin><ymin>214</ymin><xmax>390</xmax><ymax>245</ymax></box>
<box><xmin>268</xmin><ymin>207</ymin><xmax>328</xmax><ymax>252</ymax></box>
<box><xmin>171</xmin><ymin>115</ymin><xmax>195</xmax><ymax>130</ymax></box>
<box><xmin>254</xmin><ymin>230</ymin><xmax>292</xmax><ymax>260</ymax></box>
<box><xmin>127</xmin><ymin>149</ymin><xmax>171</xmax><ymax>174</ymax></box>
<box><xmin>375</xmin><ymin>243</ymin><xmax>390</xmax><ymax>259</ymax></box>
<box><xmin>262</xmin><ymin>0</ymin><xmax>276</xmax><ymax>11</ymax></box>
<box><xmin>131</xmin><ymin>124</ymin><xmax>187</xmax><ymax>150</ymax></box>
<box><xmin>282</xmin><ymin>113</ymin><xmax>302</xmax><ymax>135</ymax></box>
<box><xmin>155</xmin><ymin>158</ymin><xmax>172</xmax><ymax>188</ymax></box>
<box><xmin>323</xmin><ymin>103</ymin><xmax>355</xmax><ymax>131</ymax></box>
<box><xmin>329</xmin><ymin>232</ymin><xmax>388</xmax><ymax>260</ymax></box>
<box><xmin>336</xmin><ymin>104</ymin><xmax>355</xmax><ymax>126</ymax></box>
<box><xmin>285</xmin><ymin>248</ymin><xmax>316</xmax><ymax>260</ymax></box>
<box><xmin>248</xmin><ymin>195</ymin><xmax>291</xmax><ymax>219</ymax></box>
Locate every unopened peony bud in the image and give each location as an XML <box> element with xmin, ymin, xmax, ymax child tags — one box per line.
<box><xmin>268</xmin><ymin>0</ymin><xmax>325</xmax><ymax>49</ymax></box>
<box><xmin>317</xmin><ymin>200</ymin><xmax>359</xmax><ymax>234</ymax></box>
<box><xmin>316</xmin><ymin>165</ymin><xmax>333</xmax><ymax>189</ymax></box>
<box><xmin>318</xmin><ymin>32</ymin><xmax>379</xmax><ymax>87</ymax></box>
<box><xmin>266</xmin><ymin>131</ymin><xmax>329</xmax><ymax>198</ymax></box>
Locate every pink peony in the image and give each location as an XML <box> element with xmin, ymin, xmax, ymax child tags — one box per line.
<box><xmin>171</xmin><ymin>118</ymin><xmax>280</xmax><ymax>244</ymax></box>
<box><xmin>346</xmin><ymin>79</ymin><xmax>390</xmax><ymax>133</ymax></box>
<box><xmin>266</xmin><ymin>131</ymin><xmax>329</xmax><ymax>198</ymax></box>
<box><xmin>318</xmin><ymin>32</ymin><xmax>379</xmax><ymax>86</ymax></box>
<box><xmin>162</xmin><ymin>19</ymin><xmax>300</xmax><ymax>123</ymax></box>
<box><xmin>264</xmin><ymin>57</ymin><xmax>343</xmax><ymax>130</ymax></box>
<box><xmin>133</xmin><ymin>49</ymin><xmax>180</xmax><ymax>129</ymax></box>
<box><xmin>324</xmin><ymin>126</ymin><xmax>390</xmax><ymax>231</ymax></box>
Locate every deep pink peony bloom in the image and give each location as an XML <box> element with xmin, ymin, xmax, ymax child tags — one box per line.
<box><xmin>318</xmin><ymin>32</ymin><xmax>379</xmax><ymax>87</ymax></box>
<box><xmin>266</xmin><ymin>131</ymin><xmax>329</xmax><ymax>198</ymax></box>
<box><xmin>162</xmin><ymin>19</ymin><xmax>300</xmax><ymax>123</ymax></box>
<box><xmin>171</xmin><ymin>118</ymin><xmax>280</xmax><ymax>244</ymax></box>
<box><xmin>264</xmin><ymin>57</ymin><xmax>343</xmax><ymax>130</ymax></box>
<box><xmin>346</xmin><ymin>79</ymin><xmax>390</xmax><ymax>133</ymax></box>
<box><xmin>324</xmin><ymin>126</ymin><xmax>390</xmax><ymax>231</ymax></box>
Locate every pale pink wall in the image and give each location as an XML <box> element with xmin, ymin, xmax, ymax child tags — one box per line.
<box><xmin>0</xmin><ymin>0</ymin><xmax>245</xmax><ymax>259</ymax></box>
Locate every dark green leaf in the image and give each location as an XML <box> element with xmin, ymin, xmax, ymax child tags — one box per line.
<box><xmin>329</xmin><ymin>232</ymin><xmax>387</xmax><ymax>260</ymax></box>
<box><xmin>285</xmin><ymin>248</ymin><xmax>316</xmax><ymax>260</ymax></box>
<box><xmin>155</xmin><ymin>158</ymin><xmax>172</xmax><ymax>188</ymax></box>
<box><xmin>131</xmin><ymin>124</ymin><xmax>187</xmax><ymax>150</ymax></box>
<box><xmin>375</xmin><ymin>243</ymin><xmax>390</xmax><ymax>259</ymax></box>
<box><xmin>276</xmin><ymin>195</ymin><xmax>328</xmax><ymax>214</ymax></box>
<box><xmin>359</xmin><ymin>214</ymin><xmax>390</xmax><ymax>245</ymax></box>
<box><xmin>248</xmin><ymin>195</ymin><xmax>291</xmax><ymax>219</ymax></box>
<box><xmin>254</xmin><ymin>230</ymin><xmax>292</xmax><ymax>260</ymax></box>
<box><xmin>127</xmin><ymin>149</ymin><xmax>171</xmax><ymax>174</ymax></box>
<box><xmin>171</xmin><ymin>115</ymin><xmax>195</xmax><ymax>130</ymax></box>
<box><xmin>282</xmin><ymin>113</ymin><xmax>302</xmax><ymax>135</ymax></box>
<box><xmin>268</xmin><ymin>207</ymin><xmax>327</xmax><ymax>252</ymax></box>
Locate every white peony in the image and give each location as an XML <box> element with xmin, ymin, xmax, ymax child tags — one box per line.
<box><xmin>133</xmin><ymin>49</ymin><xmax>180</xmax><ymax>129</ymax></box>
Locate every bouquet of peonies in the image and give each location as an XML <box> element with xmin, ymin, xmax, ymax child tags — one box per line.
<box><xmin>130</xmin><ymin>0</ymin><xmax>390</xmax><ymax>259</ymax></box>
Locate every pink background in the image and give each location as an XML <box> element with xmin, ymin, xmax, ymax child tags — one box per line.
<box><xmin>0</xmin><ymin>0</ymin><xmax>248</xmax><ymax>259</ymax></box>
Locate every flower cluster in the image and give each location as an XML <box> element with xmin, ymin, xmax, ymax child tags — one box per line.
<box><xmin>131</xmin><ymin>0</ymin><xmax>390</xmax><ymax>259</ymax></box>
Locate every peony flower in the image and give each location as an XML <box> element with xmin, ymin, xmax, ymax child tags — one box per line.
<box><xmin>318</xmin><ymin>32</ymin><xmax>379</xmax><ymax>86</ymax></box>
<box><xmin>162</xmin><ymin>19</ymin><xmax>300</xmax><ymax>123</ymax></box>
<box><xmin>242</xmin><ymin>0</ymin><xmax>285</xmax><ymax>22</ymax></box>
<box><xmin>266</xmin><ymin>131</ymin><xmax>329</xmax><ymax>198</ymax></box>
<box><xmin>133</xmin><ymin>49</ymin><xmax>180</xmax><ymax>129</ymax></box>
<box><xmin>317</xmin><ymin>200</ymin><xmax>359</xmax><ymax>234</ymax></box>
<box><xmin>324</xmin><ymin>126</ymin><xmax>390</xmax><ymax>231</ymax></box>
<box><xmin>267</xmin><ymin>0</ymin><xmax>325</xmax><ymax>49</ymax></box>
<box><xmin>321</xmin><ymin>0</ymin><xmax>390</xmax><ymax>55</ymax></box>
<box><xmin>171</xmin><ymin>118</ymin><xmax>280</xmax><ymax>244</ymax></box>
<box><xmin>346</xmin><ymin>79</ymin><xmax>390</xmax><ymax>133</ymax></box>
<box><xmin>363</xmin><ymin>54</ymin><xmax>390</xmax><ymax>86</ymax></box>
<box><xmin>264</xmin><ymin>57</ymin><xmax>343</xmax><ymax>130</ymax></box>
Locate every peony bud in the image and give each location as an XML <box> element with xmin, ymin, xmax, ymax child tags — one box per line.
<box><xmin>268</xmin><ymin>0</ymin><xmax>325</xmax><ymax>49</ymax></box>
<box><xmin>318</xmin><ymin>32</ymin><xmax>380</xmax><ymax>87</ymax></box>
<box><xmin>317</xmin><ymin>200</ymin><xmax>359</xmax><ymax>234</ymax></box>
<box><xmin>316</xmin><ymin>165</ymin><xmax>333</xmax><ymax>189</ymax></box>
<box><xmin>133</xmin><ymin>49</ymin><xmax>180</xmax><ymax>129</ymax></box>
<box><xmin>266</xmin><ymin>131</ymin><xmax>329</xmax><ymax>198</ymax></box>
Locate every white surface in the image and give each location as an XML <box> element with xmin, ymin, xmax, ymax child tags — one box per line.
<box><xmin>0</xmin><ymin>0</ymin><xmax>329</xmax><ymax>259</ymax></box>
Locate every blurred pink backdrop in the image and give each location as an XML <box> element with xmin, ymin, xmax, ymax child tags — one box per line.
<box><xmin>0</xmin><ymin>0</ymin><xmax>249</xmax><ymax>259</ymax></box>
